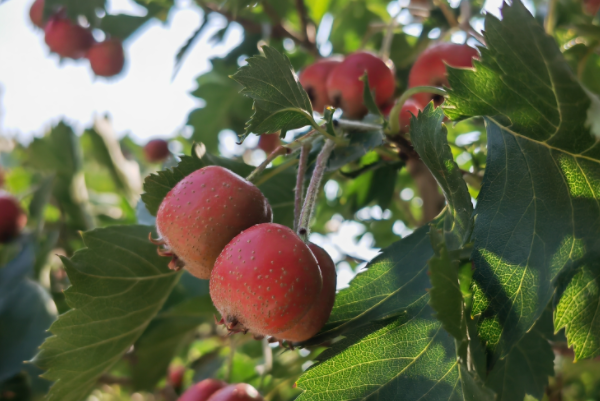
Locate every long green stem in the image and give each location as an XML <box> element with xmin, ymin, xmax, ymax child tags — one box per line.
<box><xmin>297</xmin><ymin>139</ymin><xmax>336</xmax><ymax>241</ymax></box>
<box><xmin>294</xmin><ymin>144</ymin><xmax>311</xmax><ymax>231</ymax></box>
<box><xmin>388</xmin><ymin>86</ymin><xmax>447</xmax><ymax>134</ymax></box>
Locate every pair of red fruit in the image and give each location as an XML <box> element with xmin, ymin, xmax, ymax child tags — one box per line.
<box><xmin>299</xmin><ymin>43</ymin><xmax>479</xmax><ymax>132</ymax></box>
<box><xmin>154</xmin><ymin>166</ymin><xmax>337</xmax><ymax>343</ymax></box>
<box><xmin>29</xmin><ymin>0</ymin><xmax>125</xmax><ymax>77</ymax></box>
<box><xmin>178</xmin><ymin>379</ymin><xmax>263</xmax><ymax>401</ymax></box>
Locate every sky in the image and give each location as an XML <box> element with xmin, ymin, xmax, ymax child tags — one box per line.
<box><xmin>0</xmin><ymin>0</ymin><xmax>509</xmax><ymax>145</ymax></box>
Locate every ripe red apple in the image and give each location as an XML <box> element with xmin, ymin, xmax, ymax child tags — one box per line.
<box><xmin>299</xmin><ymin>59</ymin><xmax>342</xmax><ymax>113</ymax></box>
<box><xmin>29</xmin><ymin>0</ymin><xmax>46</xmax><ymax>28</ymax></box>
<box><xmin>87</xmin><ymin>39</ymin><xmax>125</xmax><ymax>77</ymax></box>
<box><xmin>326</xmin><ymin>52</ymin><xmax>395</xmax><ymax>118</ymax></box>
<box><xmin>144</xmin><ymin>139</ymin><xmax>170</xmax><ymax>163</ymax></box>
<box><xmin>408</xmin><ymin>43</ymin><xmax>478</xmax><ymax>106</ymax></box>
<box><xmin>44</xmin><ymin>17</ymin><xmax>94</xmax><ymax>59</ymax></box>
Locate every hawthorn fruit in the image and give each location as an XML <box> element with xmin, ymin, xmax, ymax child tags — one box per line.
<box><xmin>299</xmin><ymin>59</ymin><xmax>342</xmax><ymax>113</ymax></box>
<box><xmin>398</xmin><ymin>98</ymin><xmax>424</xmax><ymax>134</ymax></box>
<box><xmin>205</xmin><ymin>383</ymin><xmax>263</xmax><ymax>401</ymax></box>
<box><xmin>179</xmin><ymin>379</ymin><xmax>227</xmax><ymax>401</ymax></box>
<box><xmin>0</xmin><ymin>193</ymin><xmax>27</xmax><ymax>243</ymax></box>
<box><xmin>210</xmin><ymin>223</ymin><xmax>322</xmax><ymax>337</ymax></box>
<box><xmin>155</xmin><ymin>166</ymin><xmax>272</xmax><ymax>279</ymax></box>
<box><xmin>257</xmin><ymin>134</ymin><xmax>281</xmax><ymax>155</ymax></box>
<box><xmin>168</xmin><ymin>366</ymin><xmax>186</xmax><ymax>392</ymax></box>
<box><xmin>29</xmin><ymin>0</ymin><xmax>46</xmax><ymax>28</ymax></box>
<box><xmin>87</xmin><ymin>39</ymin><xmax>125</xmax><ymax>77</ymax></box>
<box><xmin>44</xmin><ymin>17</ymin><xmax>94</xmax><ymax>59</ymax></box>
<box><xmin>583</xmin><ymin>0</ymin><xmax>600</xmax><ymax>15</ymax></box>
<box><xmin>143</xmin><ymin>139</ymin><xmax>170</xmax><ymax>163</ymax></box>
<box><xmin>408</xmin><ymin>42</ymin><xmax>478</xmax><ymax>106</ymax></box>
<box><xmin>326</xmin><ymin>52</ymin><xmax>395</xmax><ymax>118</ymax></box>
<box><xmin>273</xmin><ymin>243</ymin><xmax>336</xmax><ymax>342</ymax></box>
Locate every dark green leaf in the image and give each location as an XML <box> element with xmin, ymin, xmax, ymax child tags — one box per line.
<box><xmin>361</xmin><ymin>72</ymin><xmax>385</xmax><ymax>122</ymax></box>
<box><xmin>141</xmin><ymin>147</ymin><xmax>296</xmax><ymax>227</ymax></box>
<box><xmin>411</xmin><ymin>104</ymin><xmax>473</xmax><ymax>250</ymax></box>
<box><xmin>45</xmin><ymin>0</ymin><xmax>105</xmax><ymax>23</ymax></box>
<box><xmin>445</xmin><ymin>0</ymin><xmax>600</xmax><ymax>357</ymax></box>
<box><xmin>554</xmin><ymin>255</ymin><xmax>600</xmax><ymax>360</ymax></box>
<box><xmin>230</xmin><ymin>46</ymin><xmax>315</xmax><ymax>141</ymax></box>
<box><xmin>34</xmin><ymin>225</ymin><xmax>180</xmax><ymax>401</ymax></box>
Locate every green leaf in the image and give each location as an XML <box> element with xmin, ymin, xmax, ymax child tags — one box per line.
<box><xmin>230</xmin><ymin>46</ymin><xmax>315</xmax><ymax>141</ymax></box>
<box><xmin>45</xmin><ymin>0</ymin><xmax>105</xmax><ymax>23</ymax></box>
<box><xmin>141</xmin><ymin>147</ymin><xmax>296</xmax><ymax>227</ymax></box>
<box><xmin>99</xmin><ymin>13</ymin><xmax>155</xmax><ymax>41</ymax></box>
<box><xmin>297</xmin><ymin>298</ymin><xmax>492</xmax><ymax>401</ymax></box>
<box><xmin>34</xmin><ymin>225</ymin><xmax>180</xmax><ymax>401</ymax></box>
<box><xmin>361</xmin><ymin>72</ymin><xmax>385</xmax><ymax>122</ymax></box>
<box><xmin>411</xmin><ymin>104</ymin><xmax>473</xmax><ymax>250</ymax></box>
<box><xmin>302</xmin><ymin>221</ymin><xmax>438</xmax><ymax>346</ymax></box>
<box><xmin>485</xmin><ymin>312</ymin><xmax>554</xmax><ymax>401</ymax></box>
<box><xmin>554</xmin><ymin>255</ymin><xmax>600</xmax><ymax>360</ymax></box>
<box><xmin>445</xmin><ymin>0</ymin><xmax>600</xmax><ymax>357</ymax></box>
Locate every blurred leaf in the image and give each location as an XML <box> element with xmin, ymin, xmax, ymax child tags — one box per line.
<box><xmin>28</xmin><ymin>176</ymin><xmax>55</xmax><ymax>232</ymax></box>
<box><xmin>44</xmin><ymin>0</ymin><xmax>105</xmax><ymax>23</ymax></box>
<box><xmin>230</xmin><ymin>46</ymin><xmax>314</xmax><ymax>141</ymax></box>
<box><xmin>34</xmin><ymin>225</ymin><xmax>180</xmax><ymax>401</ymax></box>
<box><xmin>142</xmin><ymin>146</ymin><xmax>296</xmax><ymax>227</ymax></box>
<box><xmin>361</xmin><ymin>72</ymin><xmax>385</xmax><ymax>122</ymax></box>
<box><xmin>411</xmin><ymin>104</ymin><xmax>473</xmax><ymax>250</ymax></box>
<box><xmin>99</xmin><ymin>5</ymin><xmax>163</xmax><ymax>41</ymax></box>
<box><xmin>554</xmin><ymin>255</ymin><xmax>600</xmax><ymax>360</ymax></box>
<box><xmin>0</xmin><ymin>241</ymin><xmax>56</xmax><ymax>383</ymax></box>
<box><xmin>445</xmin><ymin>0</ymin><xmax>600</xmax><ymax>358</ymax></box>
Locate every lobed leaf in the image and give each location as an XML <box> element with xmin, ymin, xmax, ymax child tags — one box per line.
<box><xmin>34</xmin><ymin>225</ymin><xmax>181</xmax><ymax>401</ymax></box>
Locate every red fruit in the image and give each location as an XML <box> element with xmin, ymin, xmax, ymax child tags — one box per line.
<box><xmin>87</xmin><ymin>39</ymin><xmax>125</xmax><ymax>77</ymax></box>
<box><xmin>144</xmin><ymin>139</ymin><xmax>170</xmax><ymax>163</ymax></box>
<box><xmin>168</xmin><ymin>366</ymin><xmax>186</xmax><ymax>391</ymax></box>
<box><xmin>206</xmin><ymin>384</ymin><xmax>263</xmax><ymax>401</ymax></box>
<box><xmin>156</xmin><ymin>166</ymin><xmax>272</xmax><ymax>279</ymax></box>
<box><xmin>326</xmin><ymin>52</ymin><xmax>395</xmax><ymax>118</ymax></box>
<box><xmin>0</xmin><ymin>193</ymin><xmax>27</xmax><ymax>243</ymax></box>
<box><xmin>584</xmin><ymin>0</ymin><xmax>600</xmax><ymax>15</ymax></box>
<box><xmin>299</xmin><ymin>59</ymin><xmax>342</xmax><ymax>113</ymax></box>
<box><xmin>210</xmin><ymin>223</ymin><xmax>322</xmax><ymax>336</ymax></box>
<box><xmin>44</xmin><ymin>17</ymin><xmax>94</xmax><ymax>59</ymax></box>
<box><xmin>398</xmin><ymin>98</ymin><xmax>424</xmax><ymax>134</ymax></box>
<box><xmin>178</xmin><ymin>379</ymin><xmax>227</xmax><ymax>401</ymax></box>
<box><xmin>408</xmin><ymin>43</ymin><xmax>479</xmax><ymax>106</ymax></box>
<box><xmin>29</xmin><ymin>0</ymin><xmax>45</xmax><ymax>28</ymax></box>
<box><xmin>257</xmin><ymin>134</ymin><xmax>281</xmax><ymax>154</ymax></box>
<box><xmin>274</xmin><ymin>243</ymin><xmax>336</xmax><ymax>342</ymax></box>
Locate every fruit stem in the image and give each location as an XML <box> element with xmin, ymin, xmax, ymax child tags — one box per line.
<box><xmin>387</xmin><ymin>86</ymin><xmax>447</xmax><ymax>134</ymax></box>
<box><xmin>294</xmin><ymin>144</ymin><xmax>311</xmax><ymax>231</ymax></box>
<box><xmin>246</xmin><ymin>145</ymin><xmax>290</xmax><ymax>183</ymax></box>
<box><xmin>334</xmin><ymin>119</ymin><xmax>383</xmax><ymax>132</ymax></box>
<box><xmin>297</xmin><ymin>139</ymin><xmax>336</xmax><ymax>241</ymax></box>
<box><xmin>225</xmin><ymin>336</ymin><xmax>236</xmax><ymax>383</ymax></box>
<box><xmin>253</xmin><ymin>157</ymin><xmax>299</xmax><ymax>186</ymax></box>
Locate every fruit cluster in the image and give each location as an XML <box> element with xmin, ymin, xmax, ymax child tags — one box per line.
<box><xmin>178</xmin><ymin>379</ymin><xmax>263</xmax><ymax>401</ymax></box>
<box><xmin>298</xmin><ymin>43</ymin><xmax>479</xmax><ymax>132</ymax></box>
<box><xmin>153</xmin><ymin>166</ymin><xmax>337</xmax><ymax>343</ymax></box>
<box><xmin>29</xmin><ymin>0</ymin><xmax>125</xmax><ymax>77</ymax></box>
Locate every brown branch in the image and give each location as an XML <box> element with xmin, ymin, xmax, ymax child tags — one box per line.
<box><xmin>295</xmin><ymin>0</ymin><xmax>311</xmax><ymax>43</ymax></box>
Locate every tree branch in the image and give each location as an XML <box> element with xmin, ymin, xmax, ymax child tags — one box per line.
<box><xmin>295</xmin><ymin>0</ymin><xmax>311</xmax><ymax>43</ymax></box>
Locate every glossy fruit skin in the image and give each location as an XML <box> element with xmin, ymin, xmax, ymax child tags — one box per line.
<box><xmin>144</xmin><ymin>139</ymin><xmax>170</xmax><ymax>162</ymax></box>
<box><xmin>178</xmin><ymin>379</ymin><xmax>227</xmax><ymax>401</ymax></box>
<box><xmin>157</xmin><ymin>166</ymin><xmax>272</xmax><ymax>280</ymax></box>
<box><xmin>299</xmin><ymin>59</ymin><xmax>342</xmax><ymax>113</ymax></box>
<box><xmin>0</xmin><ymin>194</ymin><xmax>27</xmax><ymax>243</ymax></box>
<box><xmin>257</xmin><ymin>134</ymin><xmax>281</xmax><ymax>154</ymax></box>
<box><xmin>29</xmin><ymin>0</ymin><xmax>45</xmax><ymax>28</ymax></box>
<box><xmin>326</xmin><ymin>52</ymin><xmax>395</xmax><ymax>118</ymax></box>
<box><xmin>408</xmin><ymin>43</ymin><xmax>478</xmax><ymax>106</ymax></box>
<box><xmin>206</xmin><ymin>384</ymin><xmax>263</xmax><ymax>401</ymax></box>
<box><xmin>274</xmin><ymin>243</ymin><xmax>336</xmax><ymax>342</ymax></box>
<box><xmin>584</xmin><ymin>0</ymin><xmax>600</xmax><ymax>15</ymax></box>
<box><xmin>87</xmin><ymin>39</ymin><xmax>125</xmax><ymax>77</ymax></box>
<box><xmin>398</xmin><ymin>98</ymin><xmax>424</xmax><ymax>134</ymax></box>
<box><xmin>210</xmin><ymin>223</ymin><xmax>322</xmax><ymax>336</ymax></box>
<box><xmin>44</xmin><ymin>17</ymin><xmax>94</xmax><ymax>59</ymax></box>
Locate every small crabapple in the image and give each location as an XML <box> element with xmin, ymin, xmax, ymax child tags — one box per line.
<box><xmin>29</xmin><ymin>0</ymin><xmax>46</xmax><ymax>28</ymax></box>
<box><xmin>206</xmin><ymin>383</ymin><xmax>263</xmax><ymax>401</ymax></box>
<box><xmin>210</xmin><ymin>223</ymin><xmax>322</xmax><ymax>337</ymax></box>
<box><xmin>178</xmin><ymin>379</ymin><xmax>227</xmax><ymax>401</ymax></box>
<box><xmin>326</xmin><ymin>52</ymin><xmax>395</xmax><ymax>118</ymax></box>
<box><xmin>87</xmin><ymin>39</ymin><xmax>125</xmax><ymax>77</ymax></box>
<box><xmin>0</xmin><ymin>193</ymin><xmax>27</xmax><ymax>243</ymax></box>
<box><xmin>168</xmin><ymin>366</ymin><xmax>186</xmax><ymax>392</ymax></box>
<box><xmin>408</xmin><ymin>43</ymin><xmax>478</xmax><ymax>106</ymax></box>
<box><xmin>155</xmin><ymin>166</ymin><xmax>272</xmax><ymax>279</ymax></box>
<box><xmin>44</xmin><ymin>17</ymin><xmax>94</xmax><ymax>59</ymax></box>
<box><xmin>299</xmin><ymin>59</ymin><xmax>342</xmax><ymax>113</ymax></box>
<box><xmin>144</xmin><ymin>139</ymin><xmax>170</xmax><ymax>163</ymax></box>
